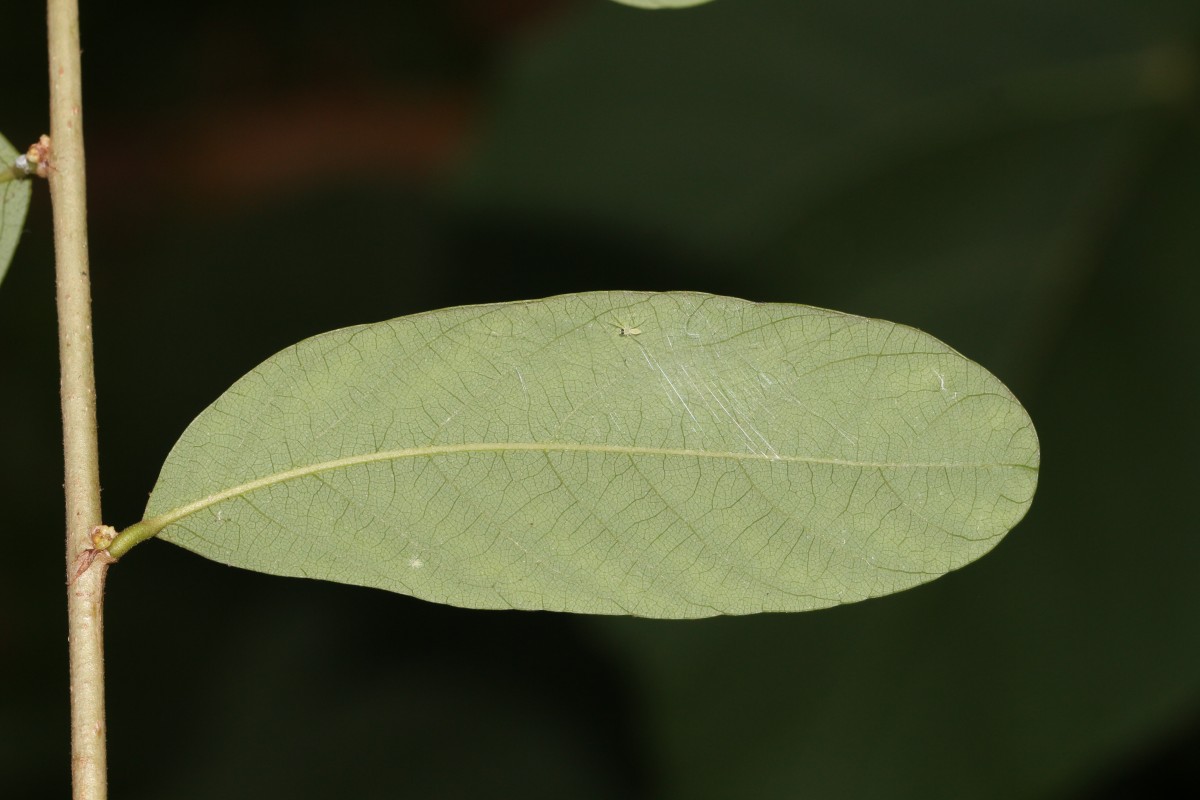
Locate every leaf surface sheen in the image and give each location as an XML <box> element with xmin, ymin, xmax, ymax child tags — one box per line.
<box><xmin>148</xmin><ymin>291</ymin><xmax>1038</xmax><ymax>617</ymax></box>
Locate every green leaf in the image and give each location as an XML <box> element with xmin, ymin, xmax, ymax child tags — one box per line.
<box><xmin>0</xmin><ymin>132</ymin><xmax>32</xmax><ymax>288</ymax></box>
<box><xmin>131</xmin><ymin>291</ymin><xmax>1038</xmax><ymax>617</ymax></box>
<box><xmin>609</xmin><ymin>0</ymin><xmax>718</xmax><ymax>9</ymax></box>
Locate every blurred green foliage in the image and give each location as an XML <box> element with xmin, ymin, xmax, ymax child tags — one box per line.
<box><xmin>1</xmin><ymin>1</ymin><xmax>1197</xmax><ymax>798</ymax></box>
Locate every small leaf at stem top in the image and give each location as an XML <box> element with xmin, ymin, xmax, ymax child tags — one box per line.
<box><xmin>609</xmin><ymin>0</ymin><xmax>718</xmax><ymax>9</ymax></box>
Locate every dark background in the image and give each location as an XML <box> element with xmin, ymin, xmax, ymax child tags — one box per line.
<box><xmin>3</xmin><ymin>1</ymin><xmax>1199</xmax><ymax>797</ymax></box>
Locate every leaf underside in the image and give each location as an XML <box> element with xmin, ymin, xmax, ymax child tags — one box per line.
<box><xmin>0</xmin><ymin>132</ymin><xmax>32</xmax><ymax>288</ymax></box>
<box><xmin>145</xmin><ymin>291</ymin><xmax>1038</xmax><ymax>618</ymax></box>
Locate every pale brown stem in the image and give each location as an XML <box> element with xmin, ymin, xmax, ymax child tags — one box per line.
<box><xmin>47</xmin><ymin>0</ymin><xmax>108</xmax><ymax>798</ymax></box>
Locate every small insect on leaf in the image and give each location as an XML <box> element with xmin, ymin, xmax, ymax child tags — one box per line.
<box><xmin>610</xmin><ymin>319</ymin><xmax>642</xmax><ymax>336</ymax></box>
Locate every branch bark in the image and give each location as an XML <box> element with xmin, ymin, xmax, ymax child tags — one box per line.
<box><xmin>47</xmin><ymin>1</ymin><xmax>108</xmax><ymax>798</ymax></box>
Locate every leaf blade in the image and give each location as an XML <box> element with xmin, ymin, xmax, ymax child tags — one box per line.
<box><xmin>609</xmin><ymin>0</ymin><xmax>718</xmax><ymax>8</ymax></box>
<box><xmin>144</xmin><ymin>291</ymin><xmax>1038</xmax><ymax>617</ymax></box>
<box><xmin>0</xmin><ymin>132</ymin><xmax>32</xmax><ymax>288</ymax></box>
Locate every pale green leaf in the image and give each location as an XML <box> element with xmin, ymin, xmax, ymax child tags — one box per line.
<box><xmin>0</xmin><ymin>132</ymin><xmax>32</xmax><ymax>288</ymax></box>
<box><xmin>137</xmin><ymin>291</ymin><xmax>1038</xmax><ymax>617</ymax></box>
